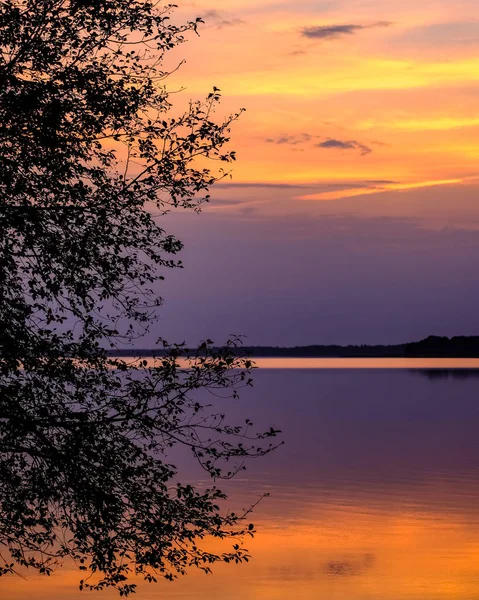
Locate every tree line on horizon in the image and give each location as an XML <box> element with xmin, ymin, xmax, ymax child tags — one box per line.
<box><xmin>108</xmin><ymin>336</ymin><xmax>479</xmax><ymax>358</ymax></box>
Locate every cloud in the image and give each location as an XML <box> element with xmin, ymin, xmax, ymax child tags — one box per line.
<box><xmin>396</xmin><ymin>21</ymin><xmax>479</xmax><ymax>47</ymax></box>
<box><xmin>203</xmin><ymin>197</ymin><xmax>258</xmax><ymax>215</ymax></box>
<box><xmin>298</xmin><ymin>177</ymin><xmax>464</xmax><ymax>201</ymax></box>
<box><xmin>301</xmin><ymin>21</ymin><xmax>392</xmax><ymax>40</ymax></box>
<box><xmin>362</xmin><ymin>180</ymin><xmax>397</xmax><ymax>185</ymax></box>
<box><xmin>214</xmin><ymin>182</ymin><xmax>316</xmax><ymax>190</ymax></box>
<box><xmin>214</xmin><ymin>180</ymin><xmax>397</xmax><ymax>192</ymax></box>
<box><xmin>201</xmin><ymin>9</ymin><xmax>245</xmax><ymax>28</ymax></box>
<box><xmin>206</xmin><ymin>198</ymin><xmax>249</xmax><ymax>206</ymax></box>
<box><xmin>288</xmin><ymin>49</ymin><xmax>308</xmax><ymax>56</ymax></box>
<box><xmin>265</xmin><ymin>133</ymin><xmax>375</xmax><ymax>155</ymax></box>
<box><xmin>266</xmin><ymin>133</ymin><xmax>312</xmax><ymax>145</ymax></box>
<box><xmin>317</xmin><ymin>138</ymin><xmax>372</xmax><ymax>155</ymax></box>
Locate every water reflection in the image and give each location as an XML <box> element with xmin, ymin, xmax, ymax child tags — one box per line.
<box><xmin>3</xmin><ymin>366</ymin><xmax>479</xmax><ymax>599</ymax></box>
<box><xmin>251</xmin><ymin>357</ymin><xmax>479</xmax><ymax>369</ymax></box>
<box><xmin>324</xmin><ymin>554</ymin><xmax>375</xmax><ymax>577</ymax></box>
<box><xmin>133</xmin><ymin>357</ymin><xmax>479</xmax><ymax>370</ymax></box>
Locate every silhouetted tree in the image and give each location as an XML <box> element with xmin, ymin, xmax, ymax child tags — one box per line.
<box><xmin>0</xmin><ymin>1</ymin><xmax>279</xmax><ymax>594</ymax></box>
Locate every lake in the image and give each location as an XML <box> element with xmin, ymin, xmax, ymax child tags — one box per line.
<box><xmin>3</xmin><ymin>360</ymin><xmax>479</xmax><ymax>599</ymax></box>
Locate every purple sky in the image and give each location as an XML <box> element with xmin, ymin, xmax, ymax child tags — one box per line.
<box><xmin>131</xmin><ymin>0</ymin><xmax>479</xmax><ymax>348</ymax></box>
<box><xmin>148</xmin><ymin>181</ymin><xmax>479</xmax><ymax>347</ymax></box>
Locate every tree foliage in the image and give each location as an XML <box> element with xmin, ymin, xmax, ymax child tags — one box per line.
<box><xmin>0</xmin><ymin>1</ymin><xmax>279</xmax><ymax>594</ymax></box>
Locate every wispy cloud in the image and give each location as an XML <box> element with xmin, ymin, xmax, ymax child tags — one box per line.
<box><xmin>301</xmin><ymin>21</ymin><xmax>392</xmax><ymax>40</ymax></box>
<box><xmin>266</xmin><ymin>133</ymin><xmax>312</xmax><ymax>145</ymax></box>
<box><xmin>265</xmin><ymin>134</ymin><xmax>374</xmax><ymax>155</ymax></box>
<box><xmin>396</xmin><ymin>21</ymin><xmax>479</xmax><ymax>47</ymax></box>
<box><xmin>317</xmin><ymin>138</ymin><xmax>372</xmax><ymax>155</ymax></box>
<box><xmin>201</xmin><ymin>9</ymin><xmax>245</xmax><ymax>28</ymax></box>
<box><xmin>214</xmin><ymin>182</ymin><xmax>315</xmax><ymax>189</ymax></box>
<box><xmin>207</xmin><ymin>198</ymin><xmax>249</xmax><ymax>206</ymax></box>
<box><xmin>288</xmin><ymin>49</ymin><xmax>308</xmax><ymax>57</ymax></box>
<box><xmin>213</xmin><ymin>180</ymin><xmax>398</xmax><ymax>193</ymax></box>
<box><xmin>298</xmin><ymin>178</ymin><xmax>464</xmax><ymax>201</ymax></box>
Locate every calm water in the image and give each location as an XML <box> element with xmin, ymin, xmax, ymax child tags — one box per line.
<box><xmin>3</xmin><ymin>360</ymin><xmax>479</xmax><ymax>599</ymax></box>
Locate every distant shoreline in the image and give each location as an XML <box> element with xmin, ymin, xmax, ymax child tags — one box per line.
<box><xmin>107</xmin><ymin>335</ymin><xmax>479</xmax><ymax>359</ymax></box>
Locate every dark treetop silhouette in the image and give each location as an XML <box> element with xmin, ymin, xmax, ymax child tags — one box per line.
<box><xmin>108</xmin><ymin>335</ymin><xmax>479</xmax><ymax>358</ymax></box>
<box><xmin>0</xmin><ymin>1</ymin><xmax>280</xmax><ymax>595</ymax></box>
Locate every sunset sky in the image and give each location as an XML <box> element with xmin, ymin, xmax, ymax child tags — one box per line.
<box><xmin>152</xmin><ymin>1</ymin><xmax>479</xmax><ymax>346</ymax></box>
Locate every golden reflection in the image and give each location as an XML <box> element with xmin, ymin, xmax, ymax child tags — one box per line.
<box><xmin>245</xmin><ymin>358</ymin><xmax>479</xmax><ymax>370</ymax></box>
<box><xmin>107</xmin><ymin>358</ymin><xmax>479</xmax><ymax>370</ymax></box>
<box><xmin>3</xmin><ymin>501</ymin><xmax>479</xmax><ymax>599</ymax></box>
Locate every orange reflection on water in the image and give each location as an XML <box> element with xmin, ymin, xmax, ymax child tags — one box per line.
<box><xmin>116</xmin><ymin>357</ymin><xmax>479</xmax><ymax>370</ymax></box>
<box><xmin>252</xmin><ymin>358</ymin><xmax>479</xmax><ymax>370</ymax></box>
<box><xmin>3</xmin><ymin>366</ymin><xmax>479</xmax><ymax>599</ymax></box>
<box><xmin>3</xmin><ymin>498</ymin><xmax>479</xmax><ymax>600</ymax></box>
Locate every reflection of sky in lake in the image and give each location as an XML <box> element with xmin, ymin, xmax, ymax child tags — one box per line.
<box><xmin>3</xmin><ymin>366</ymin><xmax>479</xmax><ymax>599</ymax></box>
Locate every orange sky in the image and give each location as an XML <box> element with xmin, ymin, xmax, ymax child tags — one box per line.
<box><xmin>162</xmin><ymin>1</ymin><xmax>479</xmax><ymax>219</ymax></box>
